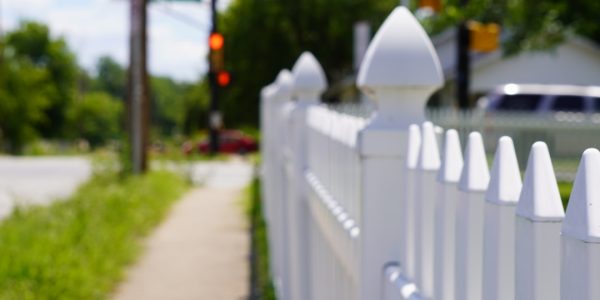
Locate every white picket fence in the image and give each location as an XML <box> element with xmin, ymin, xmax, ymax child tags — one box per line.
<box><xmin>260</xmin><ymin>6</ymin><xmax>600</xmax><ymax>300</ymax></box>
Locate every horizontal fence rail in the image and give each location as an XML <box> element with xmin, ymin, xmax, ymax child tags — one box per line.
<box><xmin>260</xmin><ymin>6</ymin><xmax>600</xmax><ymax>300</ymax></box>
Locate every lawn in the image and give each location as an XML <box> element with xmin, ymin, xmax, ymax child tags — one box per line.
<box><xmin>0</xmin><ymin>170</ymin><xmax>188</xmax><ymax>300</ymax></box>
<box><xmin>558</xmin><ymin>181</ymin><xmax>573</xmax><ymax>209</ymax></box>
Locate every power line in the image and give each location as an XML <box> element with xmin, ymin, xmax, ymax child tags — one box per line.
<box><xmin>151</xmin><ymin>3</ymin><xmax>210</xmax><ymax>30</ymax></box>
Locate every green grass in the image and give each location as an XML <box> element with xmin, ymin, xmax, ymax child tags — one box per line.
<box><xmin>558</xmin><ymin>181</ymin><xmax>573</xmax><ymax>209</ymax></box>
<box><xmin>0</xmin><ymin>170</ymin><xmax>188</xmax><ymax>300</ymax></box>
<box><xmin>244</xmin><ymin>178</ymin><xmax>276</xmax><ymax>300</ymax></box>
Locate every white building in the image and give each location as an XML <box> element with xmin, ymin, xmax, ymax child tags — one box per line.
<box><xmin>432</xmin><ymin>28</ymin><xmax>600</xmax><ymax>107</ymax></box>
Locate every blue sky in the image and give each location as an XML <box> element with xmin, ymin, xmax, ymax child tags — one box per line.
<box><xmin>2</xmin><ymin>0</ymin><xmax>231</xmax><ymax>82</ymax></box>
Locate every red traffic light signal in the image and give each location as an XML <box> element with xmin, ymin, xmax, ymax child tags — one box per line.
<box><xmin>217</xmin><ymin>71</ymin><xmax>231</xmax><ymax>87</ymax></box>
<box><xmin>209</xmin><ymin>32</ymin><xmax>224</xmax><ymax>51</ymax></box>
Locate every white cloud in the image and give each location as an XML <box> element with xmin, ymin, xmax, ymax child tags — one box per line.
<box><xmin>2</xmin><ymin>0</ymin><xmax>213</xmax><ymax>82</ymax></box>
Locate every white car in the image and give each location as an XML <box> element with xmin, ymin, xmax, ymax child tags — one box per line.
<box><xmin>481</xmin><ymin>83</ymin><xmax>600</xmax><ymax>114</ymax></box>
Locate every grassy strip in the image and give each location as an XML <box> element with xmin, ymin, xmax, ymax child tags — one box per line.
<box><xmin>558</xmin><ymin>181</ymin><xmax>573</xmax><ymax>209</ymax></box>
<box><xmin>245</xmin><ymin>178</ymin><xmax>276</xmax><ymax>300</ymax></box>
<box><xmin>0</xmin><ymin>170</ymin><xmax>188</xmax><ymax>300</ymax></box>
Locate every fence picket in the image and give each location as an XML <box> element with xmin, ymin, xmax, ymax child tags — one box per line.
<box><xmin>415</xmin><ymin>122</ymin><xmax>441</xmax><ymax>298</ymax></box>
<box><xmin>455</xmin><ymin>132</ymin><xmax>490</xmax><ymax>300</ymax></box>
<box><xmin>482</xmin><ymin>136</ymin><xmax>522</xmax><ymax>300</ymax></box>
<box><xmin>561</xmin><ymin>148</ymin><xmax>600</xmax><ymax>300</ymax></box>
<box><xmin>401</xmin><ymin>124</ymin><xmax>421</xmax><ymax>283</ymax></box>
<box><xmin>515</xmin><ymin>141</ymin><xmax>564</xmax><ymax>300</ymax></box>
<box><xmin>434</xmin><ymin>129</ymin><xmax>463</xmax><ymax>300</ymax></box>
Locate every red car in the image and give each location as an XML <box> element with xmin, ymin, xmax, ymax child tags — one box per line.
<box><xmin>183</xmin><ymin>130</ymin><xmax>258</xmax><ymax>155</ymax></box>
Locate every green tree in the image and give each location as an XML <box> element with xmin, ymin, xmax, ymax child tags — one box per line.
<box><xmin>150</xmin><ymin>76</ymin><xmax>188</xmax><ymax>136</ymax></box>
<box><xmin>67</xmin><ymin>92</ymin><xmax>123</xmax><ymax>148</ymax></box>
<box><xmin>0</xmin><ymin>43</ymin><xmax>50</xmax><ymax>153</ymax></box>
<box><xmin>94</xmin><ymin>56</ymin><xmax>127</xmax><ymax>100</ymax></box>
<box><xmin>182</xmin><ymin>81</ymin><xmax>210</xmax><ymax>135</ymax></box>
<box><xmin>220</xmin><ymin>0</ymin><xmax>399</xmax><ymax>127</ymax></box>
<box><xmin>5</xmin><ymin>21</ymin><xmax>78</xmax><ymax>138</ymax></box>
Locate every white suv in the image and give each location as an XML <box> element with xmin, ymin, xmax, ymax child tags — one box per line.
<box><xmin>481</xmin><ymin>84</ymin><xmax>600</xmax><ymax>114</ymax></box>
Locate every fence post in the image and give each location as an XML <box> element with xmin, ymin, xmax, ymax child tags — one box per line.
<box><xmin>455</xmin><ymin>132</ymin><xmax>490</xmax><ymax>300</ymax></box>
<box><xmin>259</xmin><ymin>82</ymin><xmax>277</xmax><ymax>291</ymax></box>
<box><xmin>434</xmin><ymin>129</ymin><xmax>463</xmax><ymax>300</ymax></box>
<box><xmin>482</xmin><ymin>136</ymin><xmax>522</xmax><ymax>300</ymax></box>
<box><xmin>260</xmin><ymin>83</ymin><xmax>276</xmax><ymax>223</ymax></box>
<box><xmin>561</xmin><ymin>148</ymin><xmax>600</xmax><ymax>300</ymax></box>
<box><xmin>415</xmin><ymin>122</ymin><xmax>441</xmax><ymax>298</ymax></box>
<box><xmin>287</xmin><ymin>52</ymin><xmax>327</xmax><ymax>300</ymax></box>
<box><xmin>515</xmin><ymin>141</ymin><xmax>564</xmax><ymax>300</ymax></box>
<box><xmin>271</xmin><ymin>69</ymin><xmax>294</xmax><ymax>299</ymax></box>
<box><xmin>355</xmin><ymin>6</ymin><xmax>443</xmax><ymax>300</ymax></box>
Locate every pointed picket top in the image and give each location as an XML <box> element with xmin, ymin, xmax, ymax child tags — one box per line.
<box><xmin>458</xmin><ymin>132</ymin><xmax>490</xmax><ymax>192</ymax></box>
<box><xmin>437</xmin><ymin>129</ymin><xmax>463</xmax><ymax>183</ymax></box>
<box><xmin>516</xmin><ymin>142</ymin><xmax>564</xmax><ymax>222</ymax></box>
<box><xmin>562</xmin><ymin>148</ymin><xmax>600</xmax><ymax>242</ymax></box>
<box><xmin>418</xmin><ymin>122</ymin><xmax>441</xmax><ymax>171</ymax></box>
<box><xmin>485</xmin><ymin>136</ymin><xmax>522</xmax><ymax>206</ymax></box>
<box><xmin>273</xmin><ymin>69</ymin><xmax>293</xmax><ymax>100</ymax></box>
<box><xmin>406</xmin><ymin>124</ymin><xmax>421</xmax><ymax>170</ymax></box>
<box><xmin>291</xmin><ymin>52</ymin><xmax>327</xmax><ymax>100</ymax></box>
<box><xmin>357</xmin><ymin>6</ymin><xmax>443</xmax><ymax>91</ymax></box>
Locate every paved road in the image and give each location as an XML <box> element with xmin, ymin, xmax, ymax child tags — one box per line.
<box><xmin>0</xmin><ymin>156</ymin><xmax>92</xmax><ymax>219</ymax></box>
<box><xmin>113</xmin><ymin>159</ymin><xmax>253</xmax><ymax>300</ymax></box>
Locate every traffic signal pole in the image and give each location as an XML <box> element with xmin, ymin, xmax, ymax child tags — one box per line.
<box><xmin>456</xmin><ymin>0</ymin><xmax>470</xmax><ymax>109</ymax></box>
<box><xmin>208</xmin><ymin>0</ymin><xmax>220</xmax><ymax>155</ymax></box>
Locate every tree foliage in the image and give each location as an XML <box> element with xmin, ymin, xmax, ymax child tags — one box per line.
<box><xmin>67</xmin><ymin>92</ymin><xmax>123</xmax><ymax>148</ymax></box>
<box><xmin>419</xmin><ymin>0</ymin><xmax>600</xmax><ymax>54</ymax></box>
<box><xmin>0</xmin><ymin>42</ymin><xmax>50</xmax><ymax>153</ymax></box>
<box><xmin>0</xmin><ymin>21</ymin><xmax>198</xmax><ymax>153</ymax></box>
<box><xmin>150</xmin><ymin>76</ymin><xmax>188</xmax><ymax>136</ymax></box>
<box><xmin>219</xmin><ymin>0</ymin><xmax>399</xmax><ymax>127</ymax></box>
<box><xmin>181</xmin><ymin>81</ymin><xmax>210</xmax><ymax>136</ymax></box>
<box><xmin>5</xmin><ymin>21</ymin><xmax>78</xmax><ymax>138</ymax></box>
<box><xmin>94</xmin><ymin>56</ymin><xmax>127</xmax><ymax>100</ymax></box>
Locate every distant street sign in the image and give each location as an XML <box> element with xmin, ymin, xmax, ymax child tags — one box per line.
<box><xmin>149</xmin><ymin>0</ymin><xmax>204</xmax><ymax>2</ymax></box>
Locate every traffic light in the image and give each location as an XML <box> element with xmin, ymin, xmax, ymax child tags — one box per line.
<box><xmin>209</xmin><ymin>32</ymin><xmax>225</xmax><ymax>72</ymax></box>
<box><xmin>216</xmin><ymin>71</ymin><xmax>231</xmax><ymax>87</ymax></box>
<box><xmin>419</xmin><ymin>0</ymin><xmax>441</xmax><ymax>12</ymax></box>
<box><xmin>468</xmin><ymin>21</ymin><xmax>501</xmax><ymax>52</ymax></box>
<box><xmin>209</xmin><ymin>32</ymin><xmax>224</xmax><ymax>51</ymax></box>
<box><xmin>208</xmin><ymin>32</ymin><xmax>231</xmax><ymax>88</ymax></box>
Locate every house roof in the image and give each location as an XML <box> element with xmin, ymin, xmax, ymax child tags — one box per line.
<box><xmin>432</xmin><ymin>28</ymin><xmax>600</xmax><ymax>80</ymax></box>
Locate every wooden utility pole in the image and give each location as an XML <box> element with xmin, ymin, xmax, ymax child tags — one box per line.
<box><xmin>127</xmin><ymin>0</ymin><xmax>150</xmax><ymax>173</ymax></box>
<box><xmin>456</xmin><ymin>0</ymin><xmax>470</xmax><ymax>109</ymax></box>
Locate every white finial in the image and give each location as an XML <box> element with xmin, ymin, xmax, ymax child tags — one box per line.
<box><xmin>355</xmin><ymin>6</ymin><xmax>444</xmax><ymax>128</ymax></box>
<box><xmin>261</xmin><ymin>83</ymin><xmax>276</xmax><ymax>100</ymax></box>
<box><xmin>562</xmin><ymin>148</ymin><xmax>600</xmax><ymax>242</ymax></box>
<box><xmin>274</xmin><ymin>69</ymin><xmax>293</xmax><ymax>99</ymax></box>
<box><xmin>291</xmin><ymin>52</ymin><xmax>327</xmax><ymax>100</ymax></box>
<box><xmin>357</xmin><ymin>6</ymin><xmax>443</xmax><ymax>93</ymax></box>
<box><xmin>516</xmin><ymin>142</ymin><xmax>564</xmax><ymax>221</ymax></box>
<box><xmin>458</xmin><ymin>132</ymin><xmax>490</xmax><ymax>192</ymax></box>
<box><xmin>485</xmin><ymin>136</ymin><xmax>522</xmax><ymax>205</ymax></box>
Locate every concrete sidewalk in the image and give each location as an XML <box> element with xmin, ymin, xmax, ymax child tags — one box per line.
<box><xmin>113</xmin><ymin>160</ymin><xmax>253</xmax><ymax>300</ymax></box>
